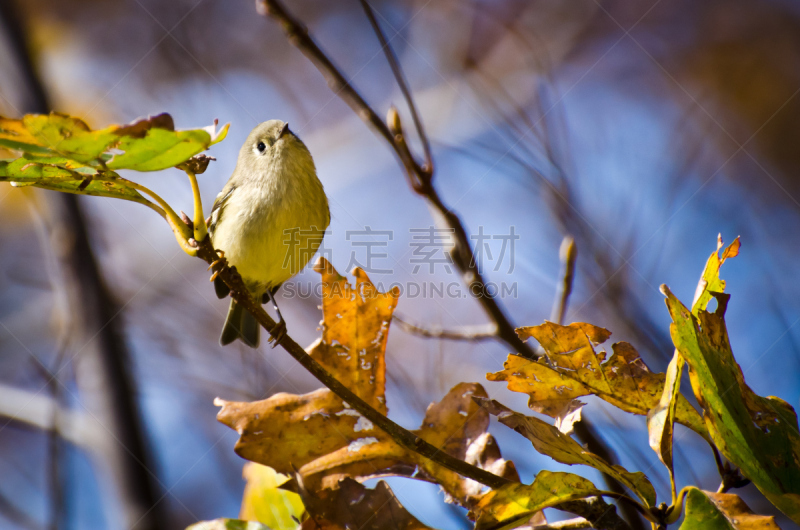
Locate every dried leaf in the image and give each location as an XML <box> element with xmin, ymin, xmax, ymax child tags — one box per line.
<box><xmin>665</xmin><ymin>287</ymin><xmax>800</xmax><ymax>523</ymax></box>
<box><xmin>308</xmin><ymin>258</ymin><xmax>399</xmax><ymax>412</ymax></box>
<box><xmin>477</xmin><ymin>398</ymin><xmax>656</xmax><ymax>507</ymax></box>
<box><xmin>239</xmin><ymin>463</ymin><xmax>304</xmax><ymax>530</ymax></box>
<box><xmin>295</xmin><ymin>477</ymin><xmax>435</xmax><ymax>530</ymax></box>
<box><xmin>487</xmin><ymin>322</ymin><xmax>708</xmax><ymax>441</ymax></box>
<box><xmin>679</xmin><ymin>487</ymin><xmax>781</xmax><ymax>529</ymax></box>
<box><xmin>470</xmin><ymin>470</ymin><xmax>604</xmax><ymax>530</ymax></box>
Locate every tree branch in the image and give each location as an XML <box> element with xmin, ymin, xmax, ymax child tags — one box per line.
<box><xmin>255</xmin><ymin>0</ymin><xmax>538</xmax><ymax>360</ymax></box>
<box><xmin>550</xmin><ymin>236</ymin><xmax>576</xmax><ymax>325</ymax></box>
<box><xmin>534</xmin><ymin>517</ymin><xmax>592</xmax><ymax>529</ymax></box>
<box><xmin>392</xmin><ymin>315</ymin><xmax>497</xmax><ymax>341</ymax></box>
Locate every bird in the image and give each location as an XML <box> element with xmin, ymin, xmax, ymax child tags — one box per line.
<box><xmin>208</xmin><ymin>120</ymin><xmax>330</xmax><ymax>348</ymax></box>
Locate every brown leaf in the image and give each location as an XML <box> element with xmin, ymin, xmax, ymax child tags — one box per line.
<box><xmin>215</xmin><ymin>389</ymin><xmax>405</xmax><ymax>480</ymax></box>
<box><xmin>414</xmin><ymin>383</ymin><xmax>520</xmax><ymax>507</ymax></box>
<box><xmin>296</xmin><ymin>477</ymin><xmax>436</xmax><ymax>530</ymax></box>
<box><xmin>488</xmin><ymin>322</ymin><xmax>709</xmax><ymax>441</ymax></box>
<box><xmin>309</xmin><ymin>257</ymin><xmax>399</xmax><ymax>412</ymax></box>
<box><xmin>216</xmin><ymin>383</ymin><xmax>516</xmax><ymax>509</ymax></box>
<box><xmin>114</xmin><ymin>113</ymin><xmax>176</xmax><ymax>137</ymax></box>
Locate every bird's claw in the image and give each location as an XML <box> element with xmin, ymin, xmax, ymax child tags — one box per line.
<box><xmin>268</xmin><ymin>319</ymin><xmax>287</xmax><ymax>348</ymax></box>
<box><xmin>208</xmin><ymin>250</ymin><xmax>228</xmax><ymax>281</ymax></box>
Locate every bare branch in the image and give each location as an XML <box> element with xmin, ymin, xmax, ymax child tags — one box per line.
<box><xmin>357</xmin><ymin>0</ymin><xmax>432</xmax><ymax>173</ymax></box>
<box><xmin>0</xmin><ymin>383</ymin><xmax>97</xmax><ymax>448</ymax></box>
<box><xmin>534</xmin><ymin>517</ymin><xmax>592</xmax><ymax>529</ymax></box>
<box><xmin>393</xmin><ymin>315</ymin><xmax>497</xmax><ymax>341</ymax></box>
<box><xmin>551</xmin><ymin>235</ymin><xmax>577</xmax><ymax>325</ymax></box>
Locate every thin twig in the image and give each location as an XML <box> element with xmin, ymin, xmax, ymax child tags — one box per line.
<box><xmin>256</xmin><ymin>0</ymin><xmax>539</xmax><ymax>361</ymax></box>
<box><xmin>392</xmin><ymin>315</ymin><xmax>497</xmax><ymax>341</ymax></box>
<box><xmin>357</xmin><ymin>0</ymin><xmax>432</xmax><ymax>173</ymax></box>
<box><xmin>534</xmin><ymin>517</ymin><xmax>592</xmax><ymax>529</ymax></box>
<box><xmin>551</xmin><ymin>236</ymin><xmax>577</xmax><ymax>325</ymax></box>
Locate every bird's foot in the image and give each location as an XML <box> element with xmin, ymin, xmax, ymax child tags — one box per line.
<box><xmin>268</xmin><ymin>319</ymin><xmax>287</xmax><ymax>348</ymax></box>
<box><xmin>208</xmin><ymin>250</ymin><xmax>228</xmax><ymax>282</ymax></box>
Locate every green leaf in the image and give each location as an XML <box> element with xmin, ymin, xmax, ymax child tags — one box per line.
<box><xmin>0</xmin><ymin>112</ymin><xmax>228</xmax><ymax>172</ymax></box>
<box><xmin>185</xmin><ymin>520</ymin><xmax>272</xmax><ymax>530</ymax></box>
<box><xmin>469</xmin><ymin>470</ymin><xmax>605</xmax><ymax>530</ymax></box>
<box><xmin>0</xmin><ymin>113</ymin><xmax>227</xmax><ymax>216</ymax></box>
<box><xmin>691</xmin><ymin>235</ymin><xmax>740</xmax><ymax>316</ymax></box>
<box><xmin>108</xmin><ymin>115</ymin><xmax>229</xmax><ymax>171</ymax></box>
<box><xmin>0</xmin><ymin>158</ymin><xmax>154</xmax><ymax>209</ymax></box>
<box><xmin>646</xmin><ymin>352</ymin><xmax>683</xmax><ymax>501</ymax></box>
<box><xmin>648</xmin><ymin>236</ymin><xmax>740</xmax><ymax>501</ymax></box>
<box><xmin>679</xmin><ymin>487</ymin><xmax>781</xmax><ymax>529</ymax></box>
<box><xmin>22</xmin><ymin>114</ymin><xmax>120</xmax><ymax>163</ymax></box>
<box><xmin>477</xmin><ymin>398</ymin><xmax>656</xmax><ymax>507</ymax></box>
<box><xmin>664</xmin><ymin>287</ymin><xmax>800</xmax><ymax>524</ymax></box>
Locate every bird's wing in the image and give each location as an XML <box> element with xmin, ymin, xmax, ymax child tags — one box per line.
<box><xmin>208</xmin><ymin>184</ymin><xmax>235</xmax><ymax>233</ymax></box>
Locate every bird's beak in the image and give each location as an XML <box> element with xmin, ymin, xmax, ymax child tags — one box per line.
<box><xmin>279</xmin><ymin>122</ymin><xmax>290</xmax><ymax>139</ymax></box>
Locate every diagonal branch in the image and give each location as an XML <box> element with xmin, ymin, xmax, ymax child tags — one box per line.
<box><xmin>255</xmin><ymin>0</ymin><xmax>538</xmax><ymax>361</ymax></box>
<box><xmin>196</xmin><ymin>234</ymin><xmax>630</xmax><ymax>530</ymax></box>
<box><xmin>357</xmin><ymin>0</ymin><xmax>432</xmax><ymax>173</ymax></box>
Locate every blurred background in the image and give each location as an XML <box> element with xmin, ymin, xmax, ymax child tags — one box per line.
<box><xmin>0</xmin><ymin>0</ymin><xmax>799</xmax><ymax>528</ymax></box>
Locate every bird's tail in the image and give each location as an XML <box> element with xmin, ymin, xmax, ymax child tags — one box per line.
<box><xmin>220</xmin><ymin>299</ymin><xmax>260</xmax><ymax>348</ymax></box>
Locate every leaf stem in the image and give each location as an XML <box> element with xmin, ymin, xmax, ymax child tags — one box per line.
<box><xmin>183</xmin><ymin>169</ymin><xmax>208</xmax><ymax>242</ymax></box>
<box><xmin>116</xmin><ymin>177</ymin><xmax>196</xmax><ymax>255</ymax></box>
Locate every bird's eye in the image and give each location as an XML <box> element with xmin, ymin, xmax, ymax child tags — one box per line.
<box><xmin>257</xmin><ymin>141</ymin><xmax>267</xmax><ymax>152</ymax></box>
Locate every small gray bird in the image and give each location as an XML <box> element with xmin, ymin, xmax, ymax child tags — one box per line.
<box><xmin>209</xmin><ymin>120</ymin><xmax>330</xmax><ymax>347</ymax></box>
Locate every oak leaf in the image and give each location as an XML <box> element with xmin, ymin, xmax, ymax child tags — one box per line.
<box><xmin>487</xmin><ymin>321</ymin><xmax>708</xmax><ymax>441</ymax></box>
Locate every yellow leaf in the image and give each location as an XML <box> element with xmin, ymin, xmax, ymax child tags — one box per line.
<box><xmin>239</xmin><ymin>463</ymin><xmax>304</xmax><ymax>530</ymax></box>
<box><xmin>488</xmin><ymin>321</ymin><xmax>709</xmax><ymax>441</ymax></box>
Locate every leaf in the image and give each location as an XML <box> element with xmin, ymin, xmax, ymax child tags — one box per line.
<box><xmin>22</xmin><ymin>113</ymin><xmax>120</xmax><ymax>163</ymax></box>
<box><xmin>691</xmin><ymin>235</ymin><xmax>740</xmax><ymax>315</ymax></box>
<box><xmin>0</xmin><ymin>112</ymin><xmax>228</xmax><ymax>171</ymax></box>
<box><xmin>469</xmin><ymin>470</ymin><xmax>605</xmax><ymax>530</ymax></box>
<box><xmin>108</xmin><ymin>116</ymin><xmax>229</xmax><ymax>171</ymax></box>
<box><xmin>307</xmin><ymin>258</ymin><xmax>399</xmax><ymax>412</ymax></box>
<box><xmin>477</xmin><ymin>398</ymin><xmax>656</xmax><ymax>507</ymax></box>
<box><xmin>664</xmin><ymin>287</ymin><xmax>800</xmax><ymax>523</ymax></box>
<box><xmin>487</xmin><ymin>322</ymin><xmax>709</xmax><ymax>441</ymax></box>
<box><xmin>646</xmin><ymin>352</ymin><xmax>683</xmax><ymax>500</ymax></box>
<box><xmin>291</xmin><ymin>477</ymin><xmax>436</xmax><ymax>530</ymax></box>
<box><xmin>216</xmin><ymin>260</ymin><xmax>517</xmax><ymax>510</ymax></box>
<box><xmin>679</xmin><ymin>487</ymin><xmax>781</xmax><ymax>529</ymax></box>
<box><xmin>239</xmin><ymin>463</ymin><xmax>304</xmax><ymax>530</ymax></box>
<box><xmin>647</xmin><ymin>236</ymin><xmax>740</xmax><ymax>500</ymax></box>
<box><xmin>0</xmin><ymin>157</ymin><xmax>153</xmax><ymax>209</ymax></box>
<box><xmin>185</xmin><ymin>520</ymin><xmax>271</xmax><ymax>530</ymax></box>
